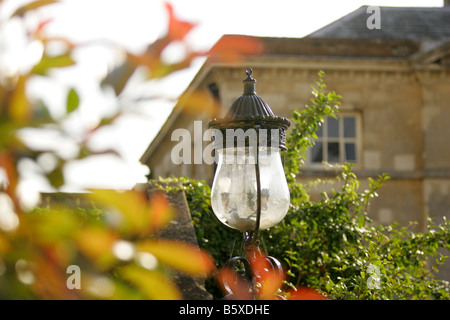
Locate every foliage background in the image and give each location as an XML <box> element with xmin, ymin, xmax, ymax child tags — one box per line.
<box><xmin>0</xmin><ymin>0</ymin><xmax>239</xmax><ymax>299</ymax></box>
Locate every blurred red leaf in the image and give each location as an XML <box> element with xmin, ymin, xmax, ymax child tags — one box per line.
<box><xmin>286</xmin><ymin>287</ymin><xmax>328</xmax><ymax>300</ymax></box>
<box><xmin>30</xmin><ymin>255</ymin><xmax>78</xmax><ymax>300</ymax></box>
<box><xmin>103</xmin><ymin>2</ymin><xmax>199</xmax><ymax>89</ymax></box>
<box><xmin>208</xmin><ymin>35</ymin><xmax>266</xmax><ymax>62</ymax></box>
<box><xmin>0</xmin><ymin>152</ymin><xmax>18</xmax><ymax>209</ymax></box>
<box><xmin>124</xmin><ymin>2</ymin><xmax>199</xmax><ymax>80</ymax></box>
<box><xmin>217</xmin><ymin>248</ymin><xmax>326</xmax><ymax>300</ymax></box>
<box><xmin>217</xmin><ymin>248</ymin><xmax>287</xmax><ymax>300</ymax></box>
<box><xmin>247</xmin><ymin>248</ymin><xmax>285</xmax><ymax>300</ymax></box>
<box><xmin>217</xmin><ymin>267</ymin><xmax>254</xmax><ymax>300</ymax></box>
<box><xmin>33</xmin><ymin>18</ymin><xmax>53</xmax><ymax>38</ymax></box>
<box><xmin>41</xmin><ymin>242</ymin><xmax>74</xmax><ymax>268</ymax></box>
<box><xmin>165</xmin><ymin>2</ymin><xmax>196</xmax><ymax>41</ymax></box>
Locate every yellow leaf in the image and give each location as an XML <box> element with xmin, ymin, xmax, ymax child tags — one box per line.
<box><xmin>87</xmin><ymin>190</ymin><xmax>148</xmax><ymax>235</ymax></box>
<box><xmin>0</xmin><ymin>233</ymin><xmax>10</xmax><ymax>253</ymax></box>
<box><xmin>74</xmin><ymin>226</ymin><xmax>118</xmax><ymax>269</ymax></box>
<box><xmin>87</xmin><ymin>189</ymin><xmax>171</xmax><ymax>236</ymax></box>
<box><xmin>9</xmin><ymin>76</ymin><xmax>30</xmax><ymax>123</ymax></box>
<box><xmin>12</xmin><ymin>0</ymin><xmax>60</xmax><ymax>18</ymax></box>
<box><xmin>25</xmin><ymin>208</ymin><xmax>80</xmax><ymax>244</ymax></box>
<box><xmin>178</xmin><ymin>90</ymin><xmax>221</xmax><ymax>118</ymax></box>
<box><xmin>118</xmin><ymin>265</ymin><xmax>181</xmax><ymax>300</ymax></box>
<box><xmin>137</xmin><ymin>239</ymin><xmax>215</xmax><ymax>277</ymax></box>
<box><xmin>82</xmin><ymin>274</ymin><xmax>142</xmax><ymax>300</ymax></box>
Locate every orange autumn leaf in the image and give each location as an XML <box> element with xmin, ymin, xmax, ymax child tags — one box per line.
<box><xmin>218</xmin><ymin>267</ymin><xmax>254</xmax><ymax>300</ymax></box>
<box><xmin>148</xmin><ymin>191</ymin><xmax>174</xmax><ymax>231</ymax></box>
<box><xmin>107</xmin><ymin>2</ymin><xmax>199</xmax><ymax>87</ymax></box>
<box><xmin>74</xmin><ymin>226</ymin><xmax>118</xmax><ymax>269</ymax></box>
<box><xmin>29</xmin><ymin>255</ymin><xmax>77</xmax><ymax>300</ymax></box>
<box><xmin>0</xmin><ymin>152</ymin><xmax>18</xmax><ymax>206</ymax></box>
<box><xmin>247</xmin><ymin>248</ymin><xmax>285</xmax><ymax>299</ymax></box>
<box><xmin>258</xmin><ymin>270</ymin><xmax>284</xmax><ymax>300</ymax></box>
<box><xmin>137</xmin><ymin>239</ymin><xmax>215</xmax><ymax>277</ymax></box>
<box><xmin>208</xmin><ymin>35</ymin><xmax>266</xmax><ymax>63</ymax></box>
<box><xmin>41</xmin><ymin>241</ymin><xmax>76</xmax><ymax>268</ymax></box>
<box><xmin>0</xmin><ymin>233</ymin><xmax>11</xmax><ymax>253</ymax></box>
<box><xmin>217</xmin><ymin>248</ymin><xmax>291</xmax><ymax>300</ymax></box>
<box><xmin>165</xmin><ymin>2</ymin><xmax>196</xmax><ymax>41</ymax></box>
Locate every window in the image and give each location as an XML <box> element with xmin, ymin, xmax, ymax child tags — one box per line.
<box><xmin>309</xmin><ymin>115</ymin><xmax>359</xmax><ymax>166</ymax></box>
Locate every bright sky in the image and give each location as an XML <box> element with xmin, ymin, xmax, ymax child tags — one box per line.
<box><xmin>0</xmin><ymin>0</ymin><xmax>444</xmax><ymax>198</ymax></box>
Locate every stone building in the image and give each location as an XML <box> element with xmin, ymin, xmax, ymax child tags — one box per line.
<box><xmin>140</xmin><ymin>6</ymin><xmax>450</xmax><ymax>276</ymax></box>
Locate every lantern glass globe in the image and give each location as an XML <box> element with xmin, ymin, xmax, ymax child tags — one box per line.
<box><xmin>211</xmin><ymin>146</ymin><xmax>290</xmax><ymax>232</ymax></box>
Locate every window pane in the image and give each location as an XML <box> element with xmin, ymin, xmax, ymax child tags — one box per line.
<box><xmin>345</xmin><ymin>143</ymin><xmax>356</xmax><ymax>162</ymax></box>
<box><xmin>344</xmin><ymin>117</ymin><xmax>356</xmax><ymax>138</ymax></box>
<box><xmin>327</xmin><ymin>117</ymin><xmax>339</xmax><ymax>138</ymax></box>
<box><xmin>311</xmin><ymin>142</ymin><xmax>323</xmax><ymax>163</ymax></box>
<box><xmin>328</xmin><ymin>142</ymin><xmax>340</xmax><ymax>163</ymax></box>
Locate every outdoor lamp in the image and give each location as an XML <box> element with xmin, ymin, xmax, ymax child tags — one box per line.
<box><xmin>209</xmin><ymin>68</ymin><xmax>290</xmax><ymax>240</ymax></box>
<box><xmin>209</xmin><ymin>69</ymin><xmax>291</xmax><ymax>297</ymax></box>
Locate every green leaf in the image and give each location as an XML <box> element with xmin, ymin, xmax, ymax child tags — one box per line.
<box><xmin>32</xmin><ymin>52</ymin><xmax>75</xmax><ymax>75</ymax></box>
<box><xmin>66</xmin><ymin>88</ymin><xmax>79</xmax><ymax>114</ymax></box>
<box><xmin>46</xmin><ymin>165</ymin><xmax>64</xmax><ymax>188</ymax></box>
<box><xmin>326</xmin><ymin>279</ymin><xmax>334</xmax><ymax>292</ymax></box>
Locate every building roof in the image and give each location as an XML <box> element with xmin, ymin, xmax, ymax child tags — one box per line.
<box><xmin>230</xmin><ymin>36</ymin><xmax>421</xmax><ymax>59</ymax></box>
<box><xmin>307</xmin><ymin>6</ymin><xmax>450</xmax><ymax>40</ymax></box>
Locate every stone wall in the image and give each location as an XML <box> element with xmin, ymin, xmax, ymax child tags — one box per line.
<box><xmin>147</xmin><ymin>182</ymin><xmax>212</xmax><ymax>300</ymax></box>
